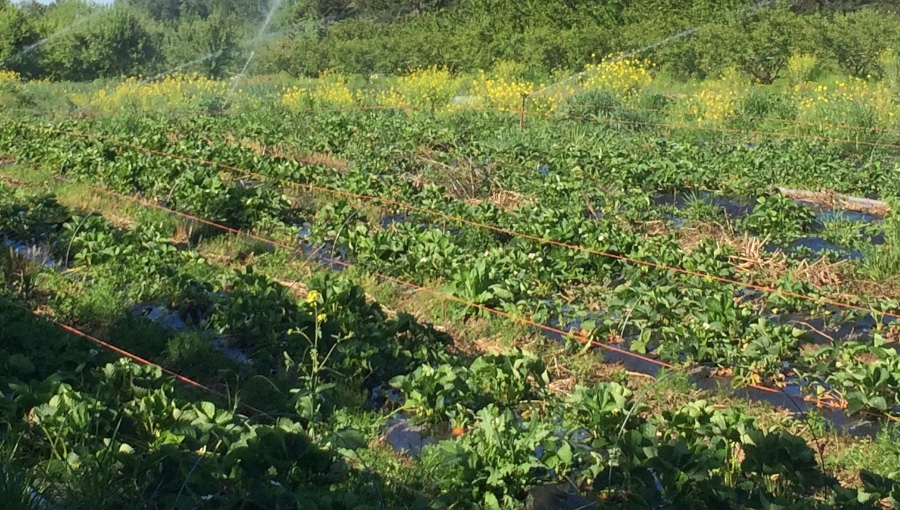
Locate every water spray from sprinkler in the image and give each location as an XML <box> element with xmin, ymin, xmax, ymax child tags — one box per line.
<box><xmin>226</xmin><ymin>0</ymin><xmax>286</xmax><ymax>102</ymax></box>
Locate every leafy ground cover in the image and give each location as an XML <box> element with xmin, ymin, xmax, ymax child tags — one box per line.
<box><xmin>4</xmin><ymin>169</ymin><xmax>900</xmax><ymax>509</ymax></box>
<box><xmin>3</xmin><ymin>103</ymin><xmax>900</xmax><ymax>406</ymax></box>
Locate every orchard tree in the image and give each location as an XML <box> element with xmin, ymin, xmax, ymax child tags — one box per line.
<box><xmin>0</xmin><ymin>1</ymin><xmax>41</xmax><ymax>77</ymax></box>
<box><xmin>41</xmin><ymin>7</ymin><xmax>160</xmax><ymax>80</ymax></box>
<box><xmin>688</xmin><ymin>2</ymin><xmax>809</xmax><ymax>83</ymax></box>
<box><xmin>163</xmin><ymin>9</ymin><xmax>243</xmax><ymax>78</ymax></box>
<box><xmin>819</xmin><ymin>9</ymin><xmax>900</xmax><ymax>77</ymax></box>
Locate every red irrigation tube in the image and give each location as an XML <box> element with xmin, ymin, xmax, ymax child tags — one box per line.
<box><xmin>23</xmin><ymin>121</ymin><xmax>896</xmax><ymax>322</ymax></box>
<box><xmin>0</xmin><ymin>295</ymin><xmax>268</xmax><ymax>416</ymax></box>
<box><xmin>85</xmin><ymin>182</ymin><xmax>852</xmax><ymax>409</ymax></box>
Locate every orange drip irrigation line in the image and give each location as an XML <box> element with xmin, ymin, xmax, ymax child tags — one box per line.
<box><xmin>0</xmin><ymin>295</ymin><xmax>268</xmax><ymax>416</ymax></box>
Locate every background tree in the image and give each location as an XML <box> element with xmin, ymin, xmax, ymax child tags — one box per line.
<box><xmin>123</xmin><ymin>0</ymin><xmax>182</xmax><ymax>21</ymax></box>
<box><xmin>2</xmin><ymin>0</ymin><xmax>900</xmax><ymax>81</ymax></box>
<box><xmin>41</xmin><ymin>7</ymin><xmax>159</xmax><ymax>81</ymax></box>
<box><xmin>683</xmin><ymin>2</ymin><xmax>808</xmax><ymax>83</ymax></box>
<box><xmin>819</xmin><ymin>8</ymin><xmax>900</xmax><ymax>77</ymax></box>
<box><xmin>163</xmin><ymin>8</ymin><xmax>243</xmax><ymax>78</ymax></box>
<box><xmin>0</xmin><ymin>0</ymin><xmax>42</xmax><ymax>77</ymax></box>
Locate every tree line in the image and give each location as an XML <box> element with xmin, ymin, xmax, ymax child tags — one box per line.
<box><xmin>0</xmin><ymin>0</ymin><xmax>898</xmax><ymax>82</ymax></box>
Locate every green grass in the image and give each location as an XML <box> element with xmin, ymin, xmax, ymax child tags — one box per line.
<box><xmin>828</xmin><ymin>426</ymin><xmax>900</xmax><ymax>480</ymax></box>
<box><xmin>860</xmin><ymin>213</ymin><xmax>900</xmax><ymax>280</ymax></box>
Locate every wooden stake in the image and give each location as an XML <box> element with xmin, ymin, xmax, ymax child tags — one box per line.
<box><xmin>519</xmin><ymin>94</ymin><xmax>527</xmax><ymax>131</ymax></box>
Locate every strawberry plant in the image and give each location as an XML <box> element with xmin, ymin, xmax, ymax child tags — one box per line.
<box><xmin>739</xmin><ymin>194</ymin><xmax>817</xmax><ymax>244</ymax></box>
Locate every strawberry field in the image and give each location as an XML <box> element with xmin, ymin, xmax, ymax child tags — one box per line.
<box><xmin>3</xmin><ymin>101</ymin><xmax>900</xmax><ymax>509</ymax></box>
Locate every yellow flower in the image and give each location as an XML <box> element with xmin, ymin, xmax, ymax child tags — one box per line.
<box><xmin>793</xmin><ymin>72</ymin><xmax>897</xmax><ymax>133</ymax></box>
<box><xmin>0</xmin><ymin>70</ymin><xmax>20</xmax><ymax>83</ymax></box>
<box><xmin>86</xmin><ymin>72</ymin><xmax>229</xmax><ymax>114</ymax></box>
<box><xmin>580</xmin><ymin>52</ymin><xmax>653</xmax><ymax>99</ymax></box>
<box><xmin>673</xmin><ymin>66</ymin><xmax>749</xmax><ymax>127</ymax></box>
<box><xmin>306</xmin><ymin>290</ymin><xmax>321</xmax><ymax>305</ymax></box>
<box><xmin>376</xmin><ymin>66</ymin><xmax>462</xmax><ymax>111</ymax></box>
<box><xmin>283</xmin><ymin>70</ymin><xmax>355</xmax><ymax>110</ymax></box>
<box><xmin>316</xmin><ymin>313</ymin><xmax>327</xmax><ymax>323</ymax></box>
